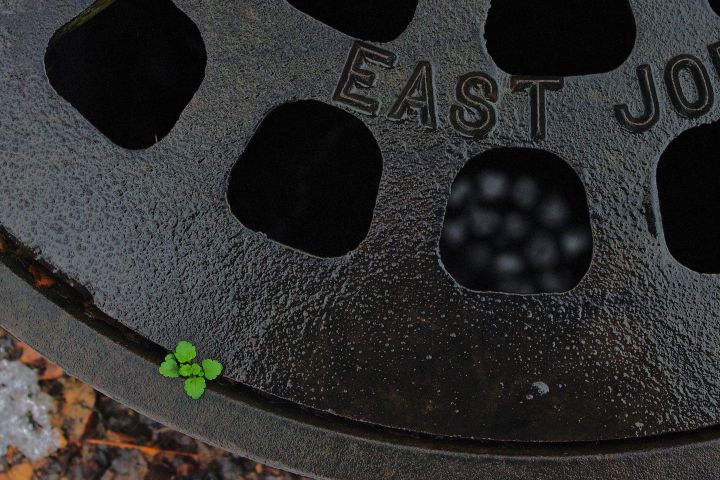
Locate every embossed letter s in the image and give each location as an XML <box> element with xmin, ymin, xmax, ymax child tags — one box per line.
<box><xmin>333</xmin><ymin>42</ymin><xmax>397</xmax><ymax>116</ymax></box>
<box><xmin>449</xmin><ymin>72</ymin><xmax>498</xmax><ymax>138</ymax></box>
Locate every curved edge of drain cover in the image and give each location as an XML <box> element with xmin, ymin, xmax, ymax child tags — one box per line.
<box><xmin>1</xmin><ymin>263</ymin><xmax>719</xmax><ymax>480</ymax></box>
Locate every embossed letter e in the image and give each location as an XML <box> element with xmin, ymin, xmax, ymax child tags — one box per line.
<box><xmin>333</xmin><ymin>42</ymin><xmax>397</xmax><ymax>116</ymax></box>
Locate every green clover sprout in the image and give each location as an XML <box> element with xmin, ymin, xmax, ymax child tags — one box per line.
<box><xmin>159</xmin><ymin>341</ymin><xmax>223</xmax><ymax>399</ymax></box>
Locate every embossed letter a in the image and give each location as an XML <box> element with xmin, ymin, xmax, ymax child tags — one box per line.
<box><xmin>388</xmin><ymin>62</ymin><xmax>438</xmax><ymax>129</ymax></box>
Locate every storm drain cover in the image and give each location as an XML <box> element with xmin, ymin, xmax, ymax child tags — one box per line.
<box><xmin>3</xmin><ymin>0</ymin><xmax>720</xmax><ymax>478</ymax></box>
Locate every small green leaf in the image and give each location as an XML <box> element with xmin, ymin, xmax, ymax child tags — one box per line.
<box><xmin>159</xmin><ymin>358</ymin><xmax>179</xmax><ymax>378</ymax></box>
<box><xmin>191</xmin><ymin>363</ymin><xmax>203</xmax><ymax>376</ymax></box>
<box><xmin>174</xmin><ymin>341</ymin><xmax>196</xmax><ymax>363</ymax></box>
<box><xmin>184</xmin><ymin>377</ymin><xmax>206</xmax><ymax>399</ymax></box>
<box><xmin>165</xmin><ymin>353</ymin><xmax>176</xmax><ymax>362</ymax></box>
<box><xmin>179</xmin><ymin>364</ymin><xmax>193</xmax><ymax>377</ymax></box>
<box><xmin>201</xmin><ymin>359</ymin><xmax>223</xmax><ymax>380</ymax></box>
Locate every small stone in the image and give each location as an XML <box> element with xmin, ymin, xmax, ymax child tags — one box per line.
<box><xmin>512</xmin><ymin>176</ymin><xmax>541</xmax><ymax>209</ymax></box>
<box><xmin>477</xmin><ymin>170</ymin><xmax>509</xmax><ymax>201</ymax></box>
<box><xmin>539</xmin><ymin>270</ymin><xmax>574</xmax><ymax>293</ymax></box>
<box><xmin>469</xmin><ymin>207</ymin><xmax>502</xmax><ymax>238</ymax></box>
<box><xmin>0</xmin><ymin>360</ymin><xmax>60</xmax><ymax>460</ymax></box>
<box><xmin>464</xmin><ymin>242</ymin><xmax>492</xmax><ymax>270</ymax></box>
<box><xmin>496</xmin><ymin>278</ymin><xmax>536</xmax><ymax>294</ymax></box>
<box><xmin>561</xmin><ymin>227</ymin><xmax>592</xmax><ymax>258</ymax></box>
<box><xmin>526</xmin><ymin>233</ymin><xmax>560</xmax><ymax>269</ymax></box>
<box><xmin>539</xmin><ymin>194</ymin><xmax>570</xmax><ymax>229</ymax></box>
<box><xmin>494</xmin><ymin>253</ymin><xmax>525</xmax><ymax>276</ymax></box>
<box><xmin>503</xmin><ymin>212</ymin><xmax>531</xmax><ymax>241</ymax></box>
<box><xmin>532</xmin><ymin>381</ymin><xmax>550</xmax><ymax>396</ymax></box>
<box><xmin>441</xmin><ymin>219</ymin><xmax>466</xmax><ymax>249</ymax></box>
<box><xmin>448</xmin><ymin>178</ymin><xmax>473</xmax><ymax>209</ymax></box>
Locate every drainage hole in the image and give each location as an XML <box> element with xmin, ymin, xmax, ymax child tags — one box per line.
<box><xmin>484</xmin><ymin>0</ymin><xmax>636</xmax><ymax>76</ymax></box>
<box><xmin>440</xmin><ymin>148</ymin><xmax>592</xmax><ymax>294</ymax></box>
<box><xmin>286</xmin><ymin>0</ymin><xmax>418</xmax><ymax>42</ymax></box>
<box><xmin>227</xmin><ymin>100</ymin><xmax>383</xmax><ymax>258</ymax></box>
<box><xmin>45</xmin><ymin>0</ymin><xmax>207</xmax><ymax>150</ymax></box>
<box><xmin>657</xmin><ymin>120</ymin><xmax>720</xmax><ymax>273</ymax></box>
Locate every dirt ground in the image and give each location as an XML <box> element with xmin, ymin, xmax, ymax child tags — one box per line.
<box><xmin>0</xmin><ymin>328</ymin><xmax>314</xmax><ymax>480</ymax></box>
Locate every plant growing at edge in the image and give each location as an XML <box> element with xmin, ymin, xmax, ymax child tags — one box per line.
<box><xmin>159</xmin><ymin>341</ymin><xmax>223</xmax><ymax>399</ymax></box>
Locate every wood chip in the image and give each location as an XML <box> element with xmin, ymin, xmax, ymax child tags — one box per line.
<box><xmin>59</xmin><ymin>378</ymin><xmax>96</xmax><ymax>443</ymax></box>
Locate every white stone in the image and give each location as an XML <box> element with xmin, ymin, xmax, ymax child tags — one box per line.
<box><xmin>0</xmin><ymin>360</ymin><xmax>60</xmax><ymax>461</ymax></box>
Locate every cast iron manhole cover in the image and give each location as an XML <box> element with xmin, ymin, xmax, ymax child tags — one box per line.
<box><xmin>3</xmin><ymin>0</ymin><xmax>720</xmax><ymax>478</ymax></box>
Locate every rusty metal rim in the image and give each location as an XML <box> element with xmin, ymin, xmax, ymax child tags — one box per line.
<box><xmin>1</xmin><ymin>262</ymin><xmax>719</xmax><ymax>480</ymax></box>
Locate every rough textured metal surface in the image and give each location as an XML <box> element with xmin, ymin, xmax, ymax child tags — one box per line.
<box><xmin>2</xmin><ymin>0</ymin><xmax>720</xmax><ymax>447</ymax></box>
<box><xmin>3</xmin><ymin>262</ymin><xmax>720</xmax><ymax>480</ymax></box>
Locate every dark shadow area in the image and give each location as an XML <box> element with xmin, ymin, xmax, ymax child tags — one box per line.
<box><xmin>287</xmin><ymin>0</ymin><xmax>417</xmax><ymax>42</ymax></box>
<box><xmin>440</xmin><ymin>148</ymin><xmax>592</xmax><ymax>294</ymax></box>
<box><xmin>227</xmin><ymin>101</ymin><xmax>383</xmax><ymax>258</ymax></box>
<box><xmin>711</xmin><ymin>0</ymin><xmax>720</xmax><ymax>16</ymax></box>
<box><xmin>45</xmin><ymin>0</ymin><xmax>207</xmax><ymax>150</ymax></box>
<box><xmin>484</xmin><ymin>0</ymin><xmax>636</xmax><ymax>76</ymax></box>
<box><xmin>657</xmin><ymin>121</ymin><xmax>720</xmax><ymax>273</ymax></box>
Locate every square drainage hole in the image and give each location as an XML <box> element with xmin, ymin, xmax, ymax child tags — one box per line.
<box><xmin>484</xmin><ymin>0</ymin><xmax>636</xmax><ymax>76</ymax></box>
<box><xmin>45</xmin><ymin>0</ymin><xmax>207</xmax><ymax>150</ymax></box>
<box><xmin>227</xmin><ymin>101</ymin><xmax>383</xmax><ymax>258</ymax></box>
<box><xmin>440</xmin><ymin>148</ymin><xmax>593</xmax><ymax>294</ymax></box>
<box><xmin>287</xmin><ymin>0</ymin><xmax>418</xmax><ymax>42</ymax></box>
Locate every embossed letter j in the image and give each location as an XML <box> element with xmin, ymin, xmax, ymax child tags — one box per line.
<box><xmin>614</xmin><ymin>65</ymin><xmax>660</xmax><ymax>133</ymax></box>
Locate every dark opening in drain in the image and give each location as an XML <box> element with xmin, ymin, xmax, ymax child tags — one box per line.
<box><xmin>44</xmin><ymin>0</ymin><xmax>207</xmax><ymax>150</ymax></box>
<box><xmin>484</xmin><ymin>0</ymin><xmax>636</xmax><ymax>76</ymax></box>
<box><xmin>227</xmin><ymin>101</ymin><xmax>383</xmax><ymax>258</ymax></box>
<box><xmin>711</xmin><ymin>0</ymin><xmax>720</xmax><ymax>16</ymax></box>
<box><xmin>440</xmin><ymin>148</ymin><xmax>592</xmax><ymax>294</ymax></box>
<box><xmin>657</xmin><ymin>121</ymin><xmax>720</xmax><ymax>273</ymax></box>
<box><xmin>286</xmin><ymin>0</ymin><xmax>417</xmax><ymax>42</ymax></box>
